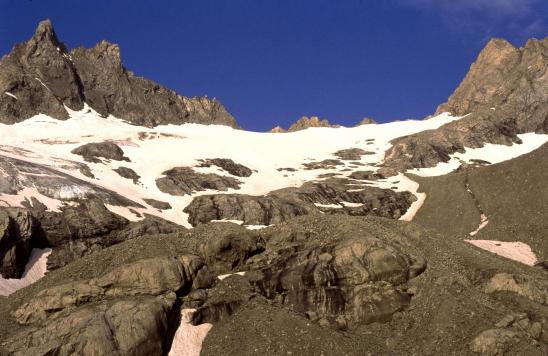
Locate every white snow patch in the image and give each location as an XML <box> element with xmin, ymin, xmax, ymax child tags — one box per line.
<box><xmin>340</xmin><ymin>201</ymin><xmax>363</xmax><ymax>207</ymax></box>
<box><xmin>314</xmin><ymin>203</ymin><xmax>342</xmax><ymax>208</ymax></box>
<box><xmin>4</xmin><ymin>92</ymin><xmax>17</xmax><ymax>100</ymax></box>
<box><xmin>0</xmin><ymin>187</ymin><xmax>63</xmax><ymax>212</ymax></box>
<box><xmin>466</xmin><ymin>240</ymin><xmax>537</xmax><ymax>266</ymax></box>
<box><xmin>397</xmin><ymin>175</ymin><xmax>426</xmax><ymax>222</ymax></box>
<box><xmin>469</xmin><ymin>214</ymin><xmax>489</xmax><ymax>236</ymax></box>
<box><xmin>168</xmin><ymin>309</ymin><xmax>212</xmax><ymax>356</ymax></box>
<box><xmin>35</xmin><ymin>77</ymin><xmax>49</xmax><ymax>90</ymax></box>
<box><xmin>217</xmin><ymin>271</ymin><xmax>246</xmax><ymax>281</ymax></box>
<box><xmin>245</xmin><ymin>224</ymin><xmax>269</xmax><ymax>230</ymax></box>
<box><xmin>210</xmin><ymin>219</ymin><xmax>244</xmax><ymax>225</ymax></box>
<box><xmin>0</xmin><ymin>248</ymin><xmax>52</xmax><ymax>296</ymax></box>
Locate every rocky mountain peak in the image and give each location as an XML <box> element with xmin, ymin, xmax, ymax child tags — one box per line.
<box><xmin>288</xmin><ymin>116</ymin><xmax>338</xmax><ymax>132</ymax></box>
<box><xmin>31</xmin><ymin>19</ymin><xmax>58</xmax><ymax>45</ymax></box>
<box><xmin>435</xmin><ymin>37</ymin><xmax>547</xmax><ymax>121</ymax></box>
<box><xmin>356</xmin><ymin>117</ymin><xmax>376</xmax><ymax>126</ymax></box>
<box><xmin>0</xmin><ymin>20</ymin><xmax>238</xmax><ymax>128</ymax></box>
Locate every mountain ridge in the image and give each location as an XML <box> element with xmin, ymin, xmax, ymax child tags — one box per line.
<box><xmin>0</xmin><ymin>20</ymin><xmax>238</xmax><ymax>128</ymax></box>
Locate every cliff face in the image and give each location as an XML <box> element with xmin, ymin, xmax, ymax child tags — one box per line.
<box><xmin>384</xmin><ymin>37</ymin><xmax>548</xmax><ymax>171</ymax></box>
<box><xmin>0</xmin><ymin>20</ymin><xmax>238</xmax><ymax>128</ymax></box>
<box><xmin>436</xmin><ymin>38</ymin><xmax>547</xmax><ymax>130</ymax></box>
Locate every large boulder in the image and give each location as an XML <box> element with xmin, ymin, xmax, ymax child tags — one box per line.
<box><xmin>71</xmin><ymin>142</ymin><xmax>130</xmax><ymax>163</ymax></box>
<box><xmin>5</xmin><ymin>294</ymin><xmax>176</xmax><ymax>356</ymax></box>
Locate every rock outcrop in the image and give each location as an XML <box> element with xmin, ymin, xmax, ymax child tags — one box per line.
<box><xmin>71</xmin><ymin>142</ymin><xmax>130</xmax><ymax>163</ymax></box>
<box><xmin>288</xmin><ymin>116</ymin><xmax>339</xmax><ymax>131</ymax></box>
<box><xmin>156</xmin><ymin>167</ymin><xmax>242</xmax><ymax>196</ymax></box>
<box><xmin>184</xmin><ymin>178</ymin><xmax>414</xmax><ymax>226</ymax></box>
<box><xmin>356</xmin><ymin>117</ymin><xmax>377</xmax><ymax>125</ymax></box>
<box><xmin>113</xmin><ymin>167</ymin><xmax>140</xmax><ymax>184</ymax></box>
<box><xmin>197</xmin><ymin>158</ymin><xmax>253</xmax><ymax>177</ymax></box>
<box><xmin>0</xmin><ymin>20</ymin><xmax>238</xmax><ymax>128</ymax></box>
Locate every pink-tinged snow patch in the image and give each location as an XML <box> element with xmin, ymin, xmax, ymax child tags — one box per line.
<box><xmin>0</xmin><ymin>248</ymin><xmax>52</xmax><ymax>296</ymax></box>
<box><xmin>0</xmin><ymin>187</ymin><xmax>63</xmax><ymax>212</ymax></box>
<box><xmin>466</xmin><ymin>240</ymin><xmax>537</xmax><ymax>266</ymax></box>
<box><xmin>168</xmin><ymin>309</ymin><xmax>213</xmax><ymax>356</ymax></box>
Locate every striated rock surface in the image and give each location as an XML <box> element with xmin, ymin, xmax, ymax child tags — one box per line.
<box><xmin>0</xmin><ymin>20</ymin><xmax>237</xmax><ymax>128</ymax></box>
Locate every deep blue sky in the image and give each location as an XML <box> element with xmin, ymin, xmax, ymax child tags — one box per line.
<box><xmin>1</xmin><ymin>0</ymin><xmax>546</xmax><ymax>131</ymax></box>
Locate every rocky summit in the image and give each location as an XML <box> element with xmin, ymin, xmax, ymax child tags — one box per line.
<box><xmin>0</xmin><ymin>20</ymin><xmax>547</xmax><ymax>356</ymax></box>
<box><xmin>0</xmin><ymin>20</ymin><xmax>237</xmax><ymax>128</ymax></box>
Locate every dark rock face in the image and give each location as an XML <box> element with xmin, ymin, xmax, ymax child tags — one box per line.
<box><xmin>333</xmin><ymin>148</ymin><xmax>371</xmax><ymax>160</ymax></box>
<box><xmin>71</xmin><ymin>142</ymin><xmax>129</xmax><ymax>163</ymax></box>
<box><xmin>0</xmin><ymin>209</ymin><xmax>42</xmax><ymax>278</ymax></box>
<box><xmin>184</xmin><ymin>178</ymin><xmax>414</xmax><ymax>226</ymax></box>
<box><xmin>198</xmin><ymin>231</ymin><xmax>265</xmax><ymax>275</ymax></box>
<box><xmin>197</xmin><ymin>158</ymin><xmax>253</xmax><ymax>177</ymax></box>
<box><xmin>143</xmin><ymin>199</ymin><xmax>172</xmax><ymax>210</ymax></box>
<box><xmin>348</xmin><ymin>170</ymin><xmax>385</xmax><ymax>181</ymax></box>
<box><xmin>32</xmin><ymin>196</ymin><xmax>129</xmax><ymax>247</ymax></box>
<box><xmin>302</xmin><ymin>159</ymin><xmax>344</xmax><ymax>170</ymax></box>
<box><xmin>156</xmin><ymin>167</ymin><xmax>242</xmax><ymax>196</ymax></box>
<box><xmin>46</xmin><ymin>214</ymin><xmax>183</xmax><ymax>270</ymax></box>
<box><xmin>0</xmin><ymin>20</ymin><xmax>238</xmax><ymax>128</ymax></box>
<box><xmin>384</xmin><ymin>38</ymin><xmax>548</xmax><ymax>171</ymax></box>
<box><xmin>113</xmin><ymin>166</ymin><xmax>140</xmax><ymax>183</ymax></box>
<box><xmin>0</xmin><ymin>20</ymin><xmax>82</xmax><ymax>123</ymax></box>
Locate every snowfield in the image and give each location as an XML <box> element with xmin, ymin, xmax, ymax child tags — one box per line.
<box><xmin>0</xmin><ymin>106</ymin><xmax>462</xmax><ymax>228</ymax></box>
